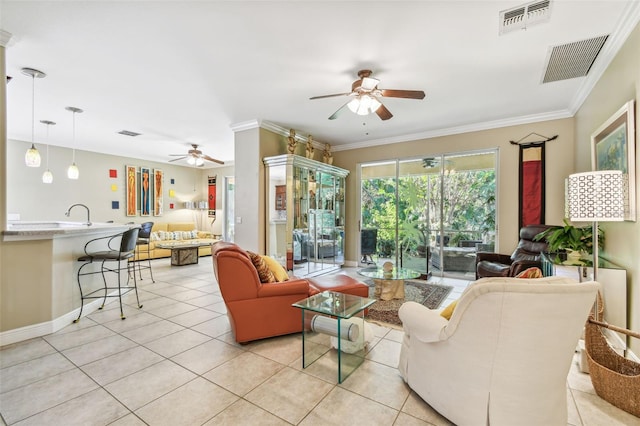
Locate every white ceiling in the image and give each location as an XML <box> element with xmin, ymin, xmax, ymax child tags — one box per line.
<box><xmin>3</xmin><ymin>1</ymin><xmax>640</xmax><ymax>169</ymax></box>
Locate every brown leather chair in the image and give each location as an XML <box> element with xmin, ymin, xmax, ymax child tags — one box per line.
<box><xmin>212</xmin><ymin>242</ymin><xmax>368</xmax><ymax>343</ymax></box>
<box><xmin>475</xmin><ymin>224</ymin><xmax>552</xmax><ymax>280</ymax></box>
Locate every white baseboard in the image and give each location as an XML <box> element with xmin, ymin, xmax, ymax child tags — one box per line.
<box><xmin>0</xmin><ymin>297</ymin><xmax>117</xmax><ymax>347</ymax></box>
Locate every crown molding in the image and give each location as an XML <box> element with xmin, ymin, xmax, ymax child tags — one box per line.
<box><xmin>235</xmin><ymin>119</ymin><xmax>325</xmax><ymax>148</ymax></box>
<box><xmin>569</xmin><ymin>1</ymin><xmax>640</xmax><ymax>114</ymax></box>
<box><xmin>333</xmin><ymin>109</ymin><xmax>573</xmax><ymax>152</ymax></box>
<box><xmin>0</xmin><ymin>30</ymin><xmax>13</xmax><ymax>48</ymax></box>
<box><xmin>229</xmin><ymin>119</ymin><xmax>262</xmax><ymax>133</ymax></box>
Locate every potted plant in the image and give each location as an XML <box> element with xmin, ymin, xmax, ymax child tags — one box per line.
<box><xmin>534</xmin><ymin>219</ymin><xmax>604</xmax><ymax>262</ymax></box>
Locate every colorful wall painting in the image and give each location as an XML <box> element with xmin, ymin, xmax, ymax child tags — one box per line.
<box><xmin>126</xmin><ymin>165</ymin><xmax>137</xmax><ymax>216</ymax></box>
<box><xmin>140</xmin><ymin>167</ymin><xmax>151</xmax><ymax>216</ymax></box>
<box><xmin>154</xmin><ymin>169</ymin><xmax>164</xmax><ymax>216</ymax></box>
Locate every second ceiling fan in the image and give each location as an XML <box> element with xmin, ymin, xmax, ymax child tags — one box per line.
<box><xmin>310</xmin><ymin>69</ymin><xmax>425</xmax><ymax>121</ymax></box>
<box><xmin>169</xmin><ymin>144</ymin><xmax>224</xmax><ymax>166</ymax></box>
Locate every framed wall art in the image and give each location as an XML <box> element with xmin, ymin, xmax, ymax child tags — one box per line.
<box><xmin>154</xmin><ymin>169</ymin><xmax>164</xmax><ymax>216</ymax></box>
<box><xmin>126</xmin><ymin>165</ymin><xmax>137</xmax><ymax>217</ymax></box>
<box><xmin>591</xmin><ymin>100</ymin><xmax>636</xmax><ymax>221</ymax></box>
<box><xmin>140</xmin><ymin>167</ymin><xmax>151</xmax><ymax>217</ymax></box>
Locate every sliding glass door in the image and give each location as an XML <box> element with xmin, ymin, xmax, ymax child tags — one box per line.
<box><xmin>359</xmin><ymin>150</ymin><xmax>497</xmax><ymax>278</ymax></box>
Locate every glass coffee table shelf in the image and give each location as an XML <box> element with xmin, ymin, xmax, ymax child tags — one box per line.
<box><xmin>293</xmin><ymin>291</ymin><xmax>376</xmax><ymax>383</ymax></box>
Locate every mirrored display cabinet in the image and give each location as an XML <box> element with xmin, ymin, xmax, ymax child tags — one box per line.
<box><xmin>264</xmin><ymin>154</ymin><xmax>349</xmax><ymax>277</ymax></box>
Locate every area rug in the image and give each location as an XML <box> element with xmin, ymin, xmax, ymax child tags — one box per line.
<box><xmin>363</xmin><ymin>279</ymin><xmax>454</xmax><ymax>326</ymax></box>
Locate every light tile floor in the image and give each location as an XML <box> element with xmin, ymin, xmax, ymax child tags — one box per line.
<box><xmin>1</xmin><ymin>258</ymin><xmax>638</xmax><ymax>425</ymax></box>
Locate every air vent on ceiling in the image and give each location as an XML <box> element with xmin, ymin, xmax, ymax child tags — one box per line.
<box><xmin>500</xmin><ymin>0</ymin><xmax>551</xmax><ymax>35</ymax></box>
<box><xmin>542</xmin><ymin>35</ymin><xmax>609</xmax><ymax>83</ymax></box>
<box><xmin>117</xmin><ymin>130</ymin><xmax>141</xmax><ymax>137</ymax></box>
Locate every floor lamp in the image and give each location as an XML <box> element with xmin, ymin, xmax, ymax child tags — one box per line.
<box><xmin>566</xmin><ymin>170</ymin><xmax>625</xmax><ymax>282</ymax></box>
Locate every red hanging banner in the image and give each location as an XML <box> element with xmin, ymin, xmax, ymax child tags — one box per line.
<box><xmin>519</xmin><ymin>143</ymin><xmax>545</xmax><ymax>229</ymax></box>
<box><xmin>208</xmin><ymin>176</ymin><xmax>217</xmax><ymax>218</ymax></box>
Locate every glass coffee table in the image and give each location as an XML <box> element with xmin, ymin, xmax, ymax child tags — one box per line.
<box><xmin>358</xmin><ymin>266</ymin><xmax>421</xmax><ymax>300</ymax></box>
<box><xmin>293</xmin><ymin>291</ymin><xmax>376</xmax><ymax>383</ymax></box>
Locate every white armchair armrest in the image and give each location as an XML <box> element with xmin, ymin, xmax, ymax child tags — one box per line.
<box><xmin>398</xmin><ymin>301</ymin><xmax>449</xmax><ymax>343</ymax></box>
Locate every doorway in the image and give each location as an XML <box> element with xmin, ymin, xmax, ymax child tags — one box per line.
<box><xmin>223</xmin><ymin>176</ymin><xmax>235</xmax><ymax>242</ymax></box>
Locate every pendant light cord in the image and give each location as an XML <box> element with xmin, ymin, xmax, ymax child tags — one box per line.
<box><xmin>72</xmin><ymin>110</ymin><xmax>76</xmax><ymax>162</ymax></box>
<box><xmin>46</xmin><ymin>125</ymin><xmax>50</xmax><ymax>168</ymax></box>
<box><xmin>31</xmin><ymin>74</ymin><xmax>35</xmax><ymax>146</ymax></box>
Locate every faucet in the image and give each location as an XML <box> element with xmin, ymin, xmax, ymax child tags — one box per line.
<box><xmin>65</xmin><ymin>203</ymin><xmax>92</xmax><ymax>226</ymax></box>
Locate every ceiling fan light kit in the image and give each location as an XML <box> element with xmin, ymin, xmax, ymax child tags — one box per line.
<box><xmin>311</xmin><ymin>69</ymin><xmax>425</xmax><ymax>121</ymax></box>
<box><xmin>347</xmin><ymin>94</ymin><xmax>382</xmax><ymax>116</ymax></box>
<box><xmin>169</xmin><ymin>144</ymin><xmax>224</xmax><ymax>166</ymax></box>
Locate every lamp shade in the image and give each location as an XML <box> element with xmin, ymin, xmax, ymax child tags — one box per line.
<box><xmin>566</xmin><ymin>170</ymin><xmax>625</xmax><ymax>222</ymax></box>
<box><xmin>42</xmin><ymin>169</ymin><xmax>53</xmax><ymax>184</ymax></box>
<box><xmin>25</xmin><ymin>145</ymin><xmax>41</xmax><ymax>167</ymax></box>
<box><xmin>67</xmin><ymin>163</ymin><xmax>79</xmax><ymax>179</ymax></box>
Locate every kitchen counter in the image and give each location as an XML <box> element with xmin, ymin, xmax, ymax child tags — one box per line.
<box><xmin>1</xmin><ymin>222</ymin><xmax>136</xmax><ymax>345</ymax></box>
<box><xmin>3</xmin><ymin>221</ymin><xmax>132</xmax><ymax>241</ymax></box>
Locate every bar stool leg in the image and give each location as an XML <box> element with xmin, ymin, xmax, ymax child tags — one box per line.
<box><xmin>131</xmin><ymin>260</ymin><xmax>143</xmax><ymax>310</ymax></box>
<box><xmin>145</xmin><ymin>244</ymin><xmax>155</xmax><ymax>283</ymax></box>
<box><xmin>135</xmin><ymin>243</ymin><xmax>155</xmax><ymax>283</ymax></box>
<box><xmin>73</xmin><ymin>261</ymin><xmax>92</xmax><ymax>323</ymax></box>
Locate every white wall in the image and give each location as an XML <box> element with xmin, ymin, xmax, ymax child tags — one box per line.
<box><xmin>6</xmin><ymin>138</ymin><xmax>224</xmax><ymax>227</ymax></box>
<box><xmin>574</xmin><ymin>21</ymin><xmax>640</xmax><ymax>355</ymax></box>
<box><xmin>232</xmin><ymin>127</ymin><xmax>261</xmax><ymax>251</ymax></box>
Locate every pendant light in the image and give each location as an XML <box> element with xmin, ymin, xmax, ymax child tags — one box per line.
<box><xmin>21</xmin><ymin>68</ymin><xmax>46</xmax><ymax>167</ymax></box>
<box><xmin>40</xmin><ymin>120</ymin><xmax>56</xmax><ymax>183</ymax></box>
<box><xmin>66</xmin><ymin>106</ymin><xmax>83</xmax><ymax>179</ymax></box>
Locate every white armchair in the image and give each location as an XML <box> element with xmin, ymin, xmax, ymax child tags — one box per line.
<box><xmin>398</xmin><ymin>276</ymin><xmax>599</xmax><ymax>426</ymax></box>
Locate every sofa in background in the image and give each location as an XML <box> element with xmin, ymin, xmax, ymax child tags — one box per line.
<box><xmin>134</xmin><ymin>222</ymin><xmax>218</xmax><ymax>260</ymax></box>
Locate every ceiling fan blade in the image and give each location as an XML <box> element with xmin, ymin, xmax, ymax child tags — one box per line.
<box><xmin>169</xmin><ymin>156</ymin><xmax>187</xmax><ymax>162</ymax></box>
<box><xmin>379</xmin><ymin>89</ymin><xmax>425</xmax><ymax>99</ymax></box>
<box><xmin>329</xmin><ymin>101</ymin><xmax>351</xmax><ymax>120</ymax></box>
<box><xmin>310</xmin><ymin>92</ymin><xmax>352</xmax><ymax>100</ymax></box>
<box><xmin>361</xmin><ymin>77</ymin><xmax>379</xmax><ymax>91</ymax></box>
<box><xmin>203</xmin><ymin>154</ymin><xmax>225</xmax><ymax>165</ymax></box>
<box><xmin>375</xmin><ymin>103</ymin><xmax>393</xmax><ymax>121</ymax></box>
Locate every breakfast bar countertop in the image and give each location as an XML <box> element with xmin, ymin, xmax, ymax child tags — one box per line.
<box><xmin>3</xmin><ymin>221</ymin><xmax>133</xmax><ymax>241</ymax></box>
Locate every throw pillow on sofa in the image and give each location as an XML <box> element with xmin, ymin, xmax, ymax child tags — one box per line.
<box><xmin>440</xmin><ymin>300</ymin><xmax>458</xmax><ymax>320</ymax></box>
<box><xmin>440</xmin><ymin>267</ymin><xmax>544</xmax><ymax>320</ymax></box>
<box><xmin>247</xmin><ymin>251</ymin><xmax>276</xmax><ymax>283</ymax></box>
<box><xmin>515</xmin><ymin>267</ymin><xmax>543</xmax><ymax>279</ymax></box>
<box><xmin>260</xmin><ymin>255</ymin><xmax>289</xmax><ymax>282</ymax></box>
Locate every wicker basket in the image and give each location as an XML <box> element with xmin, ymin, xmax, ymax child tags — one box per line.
<box><xmin>585</xmin><ymin>294</ymin><xmax>640</xmax><ymax>418</ymax></box>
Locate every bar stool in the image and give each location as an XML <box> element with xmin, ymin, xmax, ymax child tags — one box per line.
<box><xmin>74</xmin><ymin>227</ymin><xmax>142</xmax><ymax>322</ymax></box>
<box><xmin>134</xmin><ymin>221</ymin><xmax>155</xmax><ymax>282</ymax></box>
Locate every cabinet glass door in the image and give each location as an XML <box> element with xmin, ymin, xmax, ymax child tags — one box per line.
<box><xmin>265</xmin><ymin>154</ymin><xmax>349</xmax><ymax>278</ymax></box>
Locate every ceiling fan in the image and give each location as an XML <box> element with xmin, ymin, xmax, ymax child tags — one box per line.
<box><xmin>310</xmin><ymin>69</ymin><xmax>425</xmax><ymax>121</ymax></box>
<box><xmin>168</xmin><ymin>144</ymin><xmax>224</xmax><ymax>166</ymax></box>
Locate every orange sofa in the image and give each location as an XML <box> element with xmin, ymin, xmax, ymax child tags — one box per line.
<box><xmin>212</xmin><ymin>242</ymin><xmax>368</xmax><ymax>343</ymax></box>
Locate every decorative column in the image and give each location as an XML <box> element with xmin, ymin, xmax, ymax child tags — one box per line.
<box><xmin>0</xmin><ymin>30</ymin><xmax>12</xmax><ymax>230</ymax></box>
